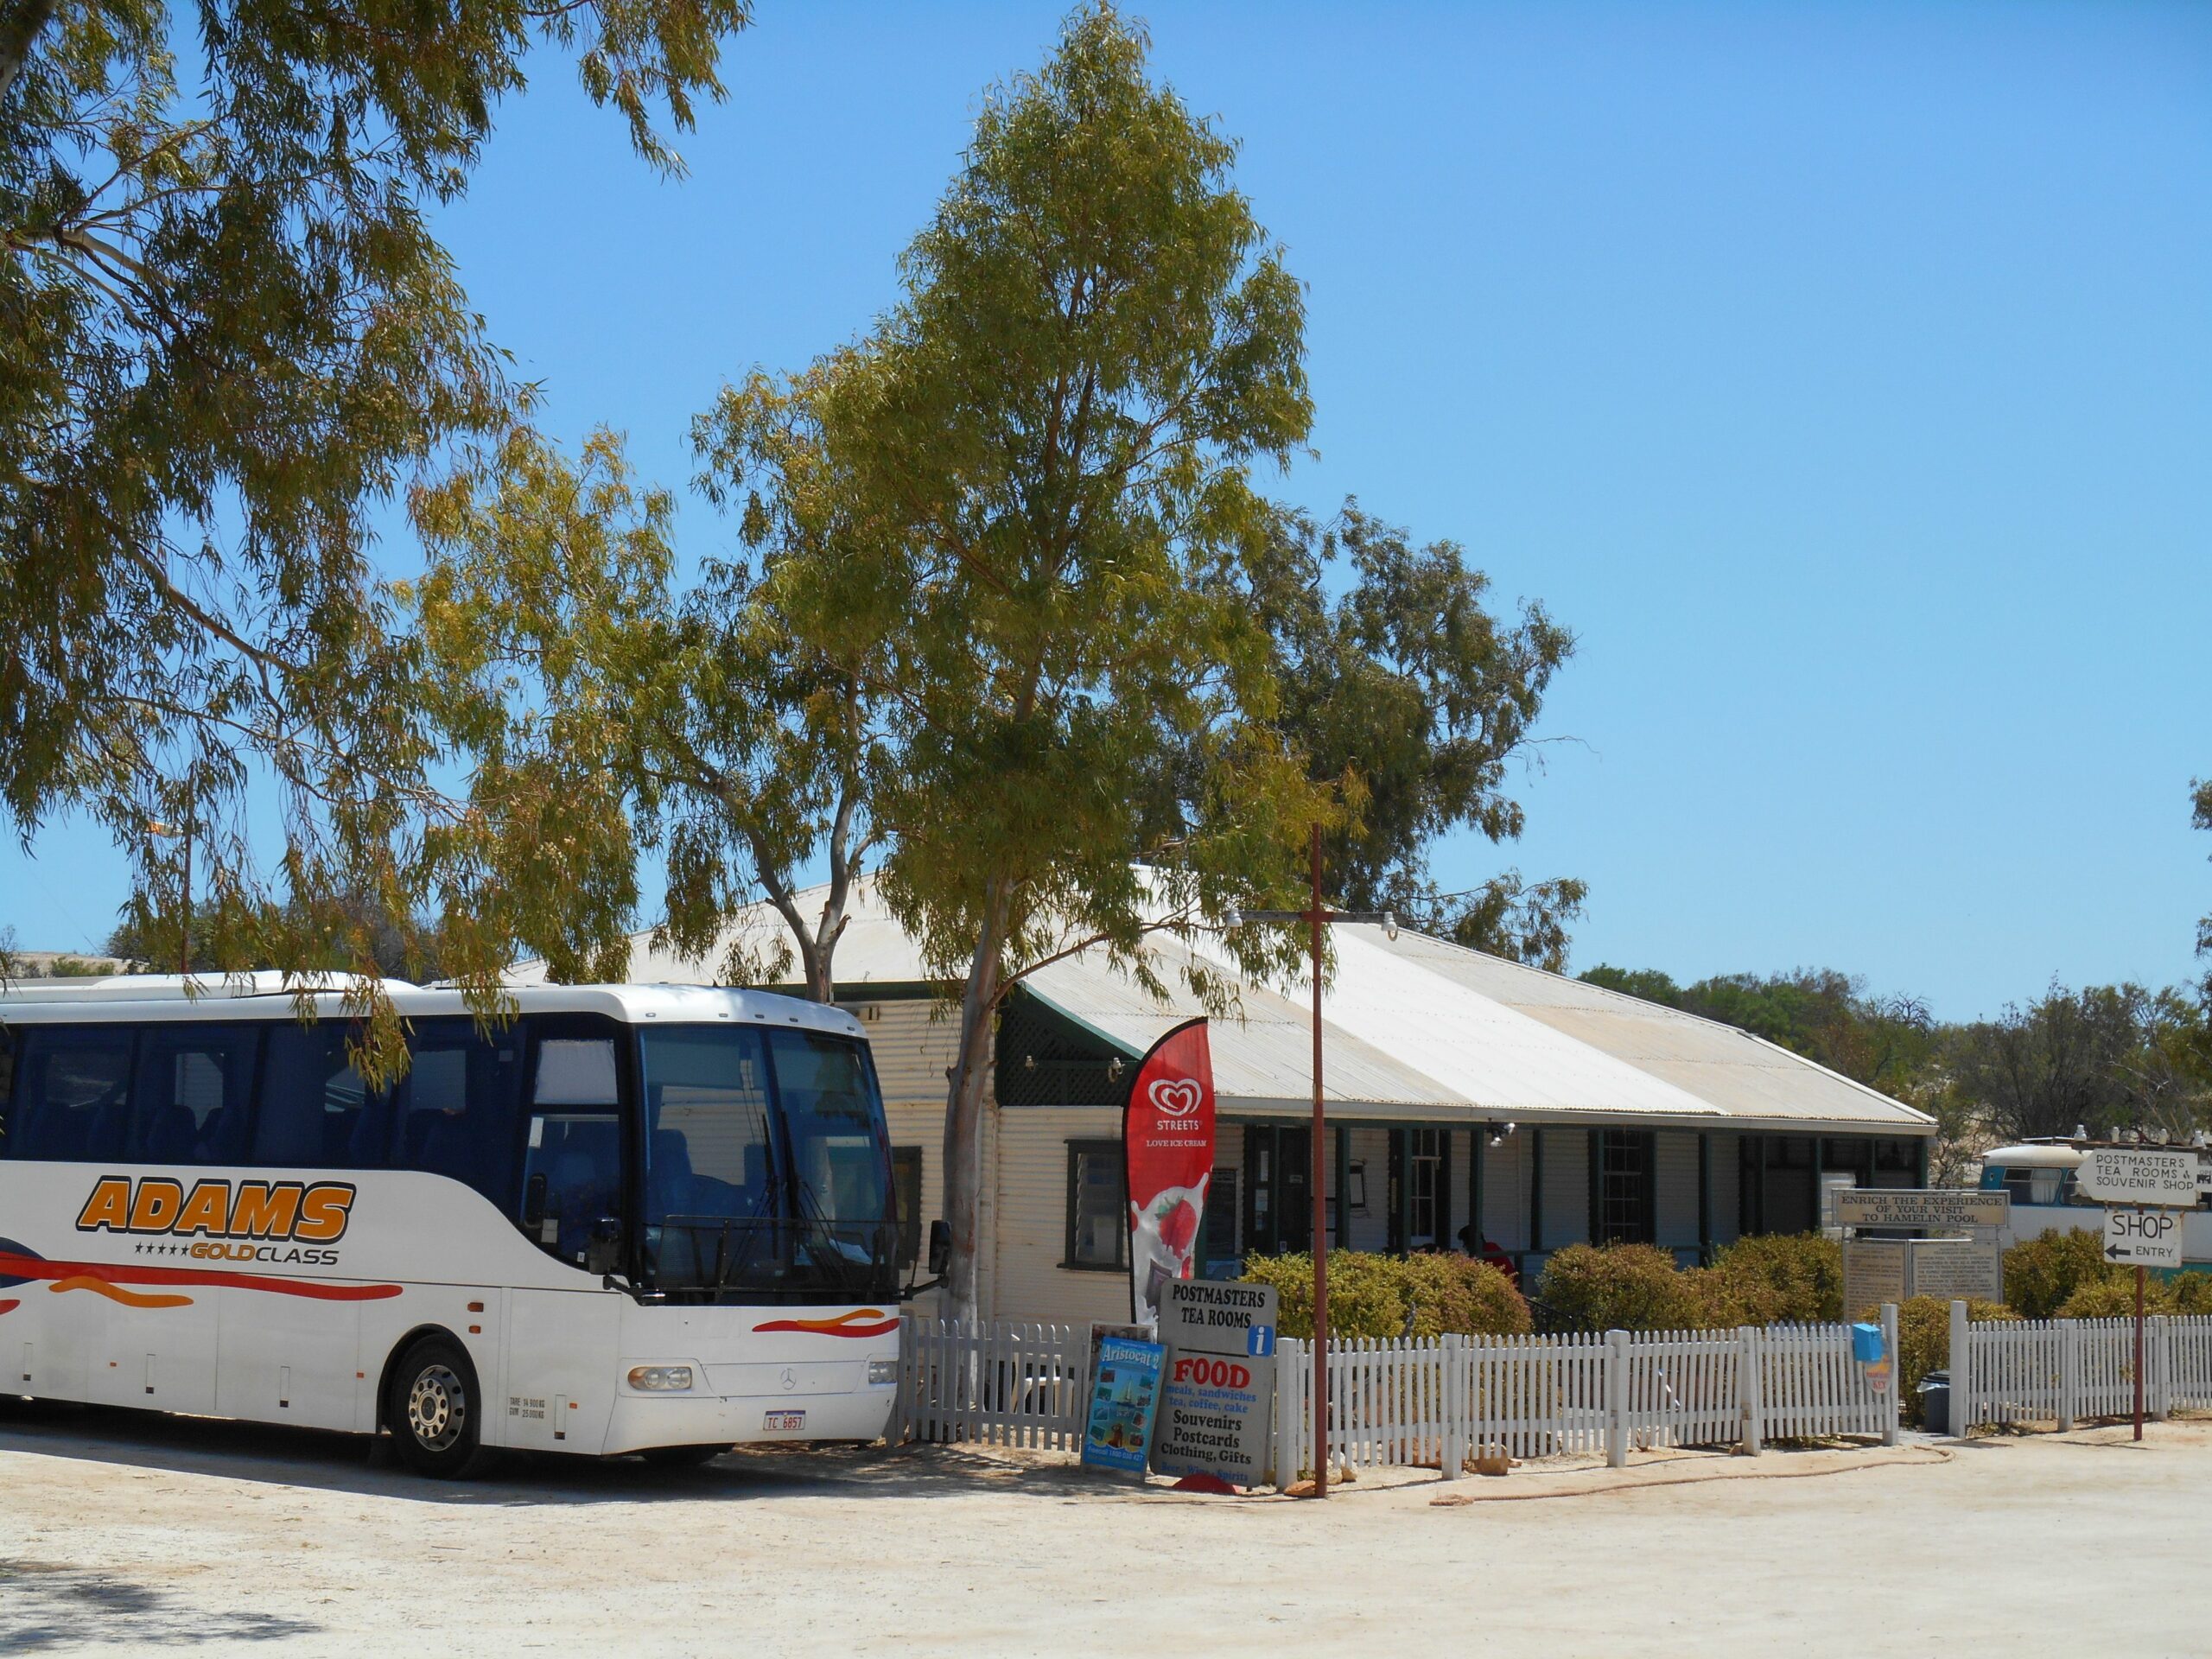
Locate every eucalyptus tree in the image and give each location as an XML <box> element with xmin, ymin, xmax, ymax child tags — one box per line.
<box><xmin>2</xmin><ymin>0</ymin><xmax>752</xmax><ymax>1051</ymax></box>
<box><xmin>702</xmin><ymin>5</ymin><xmax>1332</xmax><ymax>1315</ymax></box>
<box><xmin>410</xmin><ymin>415</ymin><xmax>884</xmax><ymax>1003</ymax></box>
<box><xmin>1239</xmin><ymin>501</ymin><xmax>1582</xmax><ymax>969</ymax></box>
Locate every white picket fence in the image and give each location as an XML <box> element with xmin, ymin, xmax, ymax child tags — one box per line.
<box><xmin>1948</xmin><ymin>1306</ymin><xmax>2212</xmax><ymax>1431</ymax></box>
<box><xmin>896</xmin><ymin>1316</ymin><xmax>1090</xmax><ymax>1450</ymax></box>
<box><xmin>1274</xmin><ymin>1317</ymin><xmax>1895</xmax><ymax>1481</ymax></box>
<box><xmin>895</xmin><ymin>1309</ymin><xmax>1898</xmax><ymax>1483</ymax></box>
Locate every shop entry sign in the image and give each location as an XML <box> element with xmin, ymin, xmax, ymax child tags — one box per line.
<box><xmin>1153</xmin><ymin>1280</ymin><xmax>1278</xmax><ymax>1485</ymax></box>
<box><xmin>2103</xmin><ymin>1207</ymin><xmax>2184</xmax><ymax>1268</ymax></box>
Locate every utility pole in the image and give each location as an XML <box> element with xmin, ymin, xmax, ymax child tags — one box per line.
<box><xmin>1236</xmin><ymin>823</ymin><xmax>1395</xmax><ymax>1498</ymax></box>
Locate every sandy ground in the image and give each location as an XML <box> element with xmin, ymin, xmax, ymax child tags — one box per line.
<box><xmin>2</xmin><ymin>1402</ymin><xmax>2209</xmax><ymax>1658</ymax></box>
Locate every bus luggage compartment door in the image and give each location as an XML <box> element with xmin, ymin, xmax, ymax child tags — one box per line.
<box><xmin>214</xmin><ymin>1287</ymin><xmax>361</xmax><ymax>1433</ymax></box>
<box><xmin>504</xmin><ymin>1288</ymin><xmax>619</xmax><ymax>1452</ymax></box>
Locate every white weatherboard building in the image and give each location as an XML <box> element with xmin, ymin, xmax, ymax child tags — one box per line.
<box><xmin>512</xmin><ymin>880</ymin><xmax>1935</xmax><ymax>1325</ymax></box>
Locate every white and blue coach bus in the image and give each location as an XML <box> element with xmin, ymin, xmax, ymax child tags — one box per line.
<box><xmin>0</xmin><ymin>975</ymin><xmax>905</xmax><ymax>1477</ymax></box>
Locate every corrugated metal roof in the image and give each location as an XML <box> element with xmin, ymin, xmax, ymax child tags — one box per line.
<box><xmin>510</xmin><ymin>877</ymin><xmax>1932</xmax><ymax>1136</ymax></box>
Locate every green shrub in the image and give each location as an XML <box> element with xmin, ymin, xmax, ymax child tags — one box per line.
<box><xmin>1537</xmin><ymin>1243</ymin><xmax>1719</xmax><ymax>1332</ymax></box>
<box><xmin>1897</xmin><ymin>1294</ymin><xmax>2016</xmax><ymax>1427</ymax></box>
<box><xmin>1240</xmin><ymin>1251</ymin><xmax>1531</xmax><ymax>1339</ymax></box>
<box><xmin>2171</xmin><ymin>1273</ymin><xmax>2212</xmax><ymax>1316</ymax></box>
<box><xmin>2003</xmin><ymin>1228</ymin><xmax>2114</xmax><ymax>1318</ymax></box>
<box><xmin>2056</xmin><ymin>1275</ymin><xmax>2179</xmax><ymax>1320</ymax></box>
<box><xmin>1708</xmin><ymin>1232</ymin><xmax>1844</xmax><ymax>1322</ymax></box>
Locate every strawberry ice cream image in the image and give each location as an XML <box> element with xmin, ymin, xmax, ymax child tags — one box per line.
<box><xmin>1130</xmin><ymin>1174</ymin><xmax>1210</xmax><ymax>1324</ymax></box>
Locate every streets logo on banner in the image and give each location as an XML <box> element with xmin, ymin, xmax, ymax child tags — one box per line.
<box><xmin>1122</xmin><ymin>1018</ymin><xmax>1215</xmax><ymax>1325</ymax></box>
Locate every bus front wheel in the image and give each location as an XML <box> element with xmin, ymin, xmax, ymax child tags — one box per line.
<box><xmin>385</xmin><ymin>1334</ymin><xmax>488</xmax><ymax>1479</ymax></box>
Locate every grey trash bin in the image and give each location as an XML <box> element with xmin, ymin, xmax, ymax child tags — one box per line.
<box><xmin>1917</xmin><ymin>1370</ymin><xmax>1950</xmax><ymax>1436</ymax></box>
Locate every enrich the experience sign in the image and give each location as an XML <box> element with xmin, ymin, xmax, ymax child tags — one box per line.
<box><xmin>1153</xmin><ymin>1280</ymin><xmax>1278</xmax><ymax>1486</ymax></box>
<box><xmin>1833</xmin><ymin>1190</ymin><xmax>2009</xmax><ymax>1230</ymax></box>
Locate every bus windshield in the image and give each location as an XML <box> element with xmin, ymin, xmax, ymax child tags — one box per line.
<box><xmin>637</xmin><ymin>1025</ymin><xmax>896</xmax><ymax>1302</ymax></box>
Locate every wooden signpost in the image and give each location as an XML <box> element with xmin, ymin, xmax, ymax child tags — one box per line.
<box><xmin>2080</xmin><ymin>1150</ymin><xmax>2197</xmax><ymax>1442</ymax></box>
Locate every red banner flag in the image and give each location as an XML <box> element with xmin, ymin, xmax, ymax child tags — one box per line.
<box><xmin>1123</xmin><ymin>1018</ymin><xmax>1215</xmax><ymax>1325</ymax></box>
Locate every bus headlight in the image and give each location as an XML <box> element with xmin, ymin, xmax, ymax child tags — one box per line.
<box><xmin>626</xmin><ymin>1365</ymin><xmax>695</xmax><ymax>1392</ymax></box>
<box><xmin>868</xmin><ymin>1358</ymin><xmax>899</xmax><ymax>1387</ymax></box>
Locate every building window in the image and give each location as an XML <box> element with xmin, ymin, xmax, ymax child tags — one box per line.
<box><xmin>1204</xmin><ymin>1167</ymin><xmax>1240</xmax><ymax>1274</ymax></box>
<box><xmin>1597</xmin><ymin>1130</ymin><xmax>1656</xmax><ymax>1244</ymax></box>
<box><xmin>1064</xmin><ymin>1140</ymin><xmax>1127</xmax><ymax>1271</ymax></box>
<box><xmin>1408</xmin><ymin>1128</ymin><xmax>1444</xmax><ymax>1249</ymax></box>
<box><xmin>892</xmin><ymin>1147</ymin><xmax>924</xmax><ymax>1269</ymax></box>
<box><xmin>1242</xmin><ymin>1125</ymin><xmax>1310</xmax><ymax>1255</ymax></box>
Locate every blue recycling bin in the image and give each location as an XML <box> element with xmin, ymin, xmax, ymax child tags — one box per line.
<box><xmin>1917</xmin><ymin>1370</ymin><xmax>1950</xmax><ymax>1435</ymax></box>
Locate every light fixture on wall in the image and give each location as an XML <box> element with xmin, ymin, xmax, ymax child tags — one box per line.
<box><xmin>1106</xmin><ymin>1056</ymin><xmax>1124</xmax><ymax>1082</ymax></box>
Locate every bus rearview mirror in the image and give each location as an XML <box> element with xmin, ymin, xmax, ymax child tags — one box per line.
<box><xmin>521</xmin><ymin>1172</ymin><xmax>548</xmax><ymax>1230</ymax></box>
<box><xmin>586</xmin><ymin>1215</ymin><xmax>624</xmax><ymax>1277</ymax></box>
<box><xmin>927</xmin><ymin>1219</ymin><xmax>951</xmax><ymax>1278</ymax></box>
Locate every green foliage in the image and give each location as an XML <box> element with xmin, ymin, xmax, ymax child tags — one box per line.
<box><xmin>699</xmin><ymin>4</ymin><xmax>1332</xmax><ymax>1308</ymax></box>
<box><xmin>2056</xmin><ymin>1276</ymin><xmax>2178</xmax><ymax>1320</ymax></box>
<box><xmin>1577</xmin><ymin>961</ymin><xmax>2212</xmax><ymax>1160</ymax></box>
<box><xmin>1537</xmin><ymin>1235</ymin><xmax>1844</xmax><ymax>1331</ymax></box>
<box><xmin>1944</xmin><ymin>983</ymin><xmax>2210</xmax><ymax>1143</ymax></box>
<box><xmin>1237</xmin><ymin>503</ymin><xmax>1580</xmax><ymax>968</ymax></box>
<box><xmin>1242</xmin><ymin>1251</ymin><xmax>1531</xmax><ymax>1340</ymax></box>
<box><xmin>1709</xmin><ymin>1233</ymin><xmax>1844</xmax><ymax>1323</ymax></box>
<box><xmin>1897</xmin><ymin>1295</ymin><xmax>2015</xmax><ymax>1426</ymax></box>
<box><xmin>1536</xmin><ymin>1243</ymin><xmax>1726</xmax><ymax>1332</ymax></box>
<box><xmin>3</xmin><ymin>0</ymin><xmax>752</xmax><ymax>1067</ymax></box>
<box><xmin>2003</xmin><ymin>1228</ymin><xmax>2118</xmax><ymax>1319</ymax></box>
<box><xmin>1577</xmin><ymin>966</ymin><xmax>1937</xmax><ymax>1096</ymax></box>
<box><xmin>2171</xmin><ymin>1273</ymin><xmax>2212</xmax><ymax>1316</ymax></box>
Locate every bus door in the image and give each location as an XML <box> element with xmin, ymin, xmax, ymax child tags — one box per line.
<box><xmin>505</xmin><ymin>1032</ymin><xmax>626</xmax><ymax>1450</ymax></box>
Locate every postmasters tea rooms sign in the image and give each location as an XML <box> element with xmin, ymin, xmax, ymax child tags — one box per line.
<box><xmin>1153</xmin><ymin>1279</ymin><xmax>1279</xmax><ymax>1487</ymax></box>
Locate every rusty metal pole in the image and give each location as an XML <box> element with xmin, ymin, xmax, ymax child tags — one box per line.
<box><xmin>2134</xmin><ymin>1262</ymin><xmax>2145</xmax><ymax>1442</ymax></box>
<box><xmin>1309</xmin><ymin>823</ymin><xmax>1329</xmax><ymax>1498</ymax></box>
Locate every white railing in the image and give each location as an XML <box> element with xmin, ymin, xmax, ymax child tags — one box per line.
<box><xmin>1274</xmin><ymin>1316</ymin><xmax>1896</xmax><ymax>1482</ymax></box>
<box><xmin>896</xmin><ymin>1315</ymin><xmax>1090</xmax><ymax>1450</ymax></box>
<box><xmin>1948</xmin><ymin>1306</ymin><xmax>2212</xmax><ymax>1431</ymax></box>
<box><xmin>894</xmin><ymin>1310</ymin><xmax>1903</xmax><ymax>1482</ymax></box>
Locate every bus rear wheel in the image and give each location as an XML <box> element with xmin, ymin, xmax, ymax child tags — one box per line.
<box><xmin>385</xmin><ymin>1335</ymin><xmax>488</xmax><ymax>1479</ymax></box>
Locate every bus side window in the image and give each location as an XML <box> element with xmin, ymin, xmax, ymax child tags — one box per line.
<box><xmin>521</xmin><ymin>1038</ymin><xmax>622</xmax><ymax>1264</ymax></box>
<box><xmin>256</xmin><ymin>1022</ymin><xmax>375</xmax><ymax>1168</ymax></box>
<box><xmin>130</xmin><ymin>1025</ymin><xmax>258</xmax><ymax>1165</ymax></box>
<box><xmin>392</xmin><ymin>1020</ymin><xmax>524</xmax><ymax>1211</ymax></box>
<box><xmin>8</xmin><ymin>1027</ymin><xmax>135</xmax><ymax>1161</ymax></box>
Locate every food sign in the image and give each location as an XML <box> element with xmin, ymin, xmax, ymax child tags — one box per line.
<box><xmin>1153</xmin><ymin>1280</ymin><xmax>1279</xmax><ymax>1487</ymax></box>
<box><xmin>1122</xmin><ymin>1019</ymin><xmax>1215</xmax><ymax>1325</ymax></box>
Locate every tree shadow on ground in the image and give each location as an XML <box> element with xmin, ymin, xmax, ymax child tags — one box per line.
<box><xmin>0</xmin><ymin>1558</ymin><xmax>318</xmax><ymax>1653</ymax></box>
<box><xmin>0</xmin><ymin>1397</ymin><xmax>1149</xmax><ymax>1509</ymax></box>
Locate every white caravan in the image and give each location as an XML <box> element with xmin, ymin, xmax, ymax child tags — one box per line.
<box><xmin>0</xmin><ymin>976</ymin><xmax>906</xmax><ymax>1476</ymax></box>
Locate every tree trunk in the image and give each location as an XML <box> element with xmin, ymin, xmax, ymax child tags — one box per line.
<box><xmin>0</xmin><ymin>0</ymin><xmax>54</xmax><ymax>105</ymax></box>
<box><xmin>941</xmin><ymin>880</ymin><xmax>1010</xmax><ymax>1320</ymax></box>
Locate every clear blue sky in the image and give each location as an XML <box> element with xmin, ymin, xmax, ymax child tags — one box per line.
<box><xmin>6</xmin><ymin>1</ymin><xmax>2208</xmax><ymax>1020</ymax></box>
